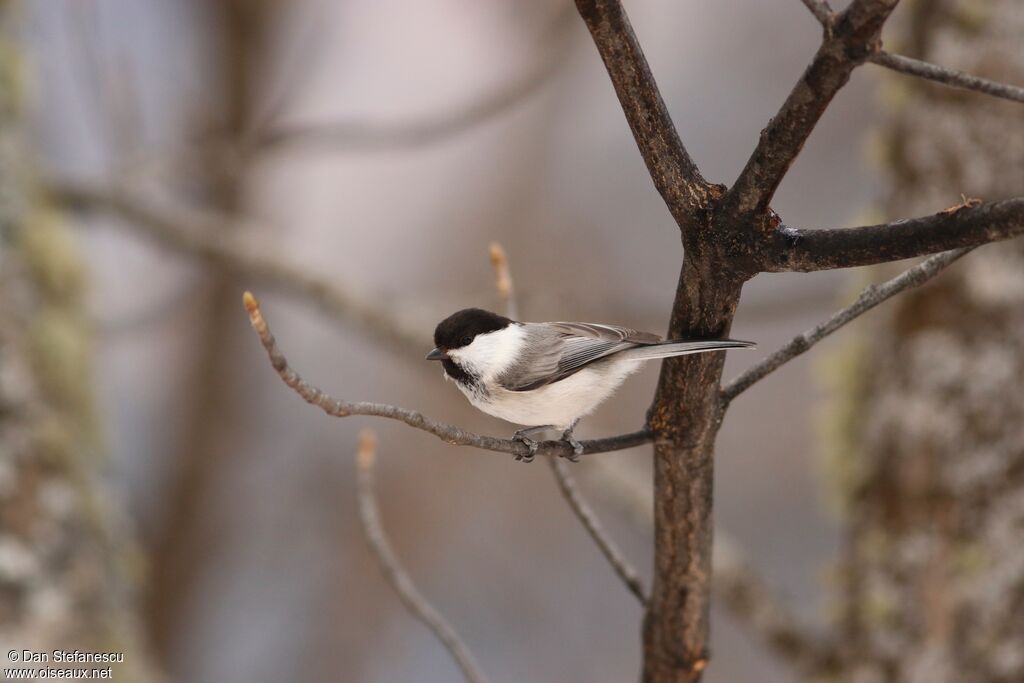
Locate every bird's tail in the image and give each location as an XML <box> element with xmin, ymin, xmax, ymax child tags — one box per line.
<box><xmin>620</xmin><ymin>339</ymin><xmax>755</xmax><ymax>361</ymax></box>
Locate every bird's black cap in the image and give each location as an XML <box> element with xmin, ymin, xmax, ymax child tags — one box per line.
<box><xmin>433</xmin><ymin>308</ymin><xmax>512</xmax><ymax>350</ymax></box>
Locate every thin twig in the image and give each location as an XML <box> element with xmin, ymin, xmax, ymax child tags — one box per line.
<box><xmin>547</xmin><ymin>456</ymin><xmax>648</xmax><ymax>604</ymax></box>
<box><xmin>799</xmin><ymin>0</ymin><xmax>834</xmax><ymax>27</ymax></box>
<box><xmin>256</xmin><ymin>2</ymin><xmax>575</xmax><ymax>153</ymax></box>
<box><xmin>870</xmin><ymin>51</ymin><xmax>1024</xmax><ymax>104</ymax></box>
<box><xmin>355</xmin><ymin>431</ymin><xmax>491</xmax><ymax>683</ymax></box>
<box><xmin>723</xmin><ymin>0</ymin><xmax>899</xmax><ymax>219</ymax></box>
<box><xmin>243</xmin><ymin>291</ymin><xmax>654</xmax><ymax>459</ymax></box>
<box><xmin>722</xmin><ymin>247</ymin><xmax>971</xmax><ymax>404</ymax></box>
<box><xmin>50</xmin><ymin>178</ymin><xmax>424</xmax><ymax>353</ymax></box>
<box><xmin>761</xmin><ymin>196</ymin><xmax>1023</xmax><ymax>272</ymax></box>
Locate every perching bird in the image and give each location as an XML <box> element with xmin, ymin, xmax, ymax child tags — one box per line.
<box><xmin>426</xmin><ymin>308</ymin><xmax>754</xmax><ymax>461</ymax></box>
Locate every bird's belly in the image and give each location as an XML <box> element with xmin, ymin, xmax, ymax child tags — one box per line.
<box><xmin>463</xmin><ymin>361</ymin><xmax>640</xmax><ymax>429</ymax></box>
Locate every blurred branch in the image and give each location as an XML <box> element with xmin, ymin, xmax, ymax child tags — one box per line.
<box><xmin>488</xmin><ymin>242</ymin><xmax>518</xmax><ymax>320</ymax></box>
<box><xmin>547</xmin><ymin>456</ymin><xmax>648</xmax><ymax>604</ymax></box>
<box><xmin>761</xmin><ymin>197</ymin><xmax>1023</xmax><ymax>272</ymax></box>
<box><xmin>574</xmin><ymin>0</ymin><xmax>711</xmax><ymax>227</ymax></box>
<box><xmin>244</xmin><ymin>291</ymin><xmax>653</xmax><ymax>458</ymax></box>
<box><xmin>722</xmin><ymin>247</ymin><xmax>971</xmax><ymax>404</ymax></box>
<box><xmin>255</xmin><ymin>3</ymin><xmax>575</xmax><ymax>153</ymax></box>
<box><xmin>712</xmin><ymin>536</ymin><xmax>842</xmax><ymax>678</ymax></box>
<box><xmin>722</xmin><ymin>0</ymin><xmax>899</xmax><ymax>220</ymax></box>
<box><xmin>487</xmin><ymin>241</ymin><xmax>647</xmax><ymax>601</ymax></box>
<box><xmin>355</xmin><ymin>431</ymin><xmax>491</xmax><ymax>683</ymax></box>
<box><xmin>49</xmin><ymin>178</ymin><xmax>424</xmax><ymax>353</ymax></box>
<box><xmin>870</xmin><ymin>51</ymin><xmax>1024</xmax><ymax>104</ymax></box>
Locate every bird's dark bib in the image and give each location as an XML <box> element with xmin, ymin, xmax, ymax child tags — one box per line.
<box><xmin>442</xmin><ymin>358</ymin><xmax>480</xmax><ymax>390</ymax></box>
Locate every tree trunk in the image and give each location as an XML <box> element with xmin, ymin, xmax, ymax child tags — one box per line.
<box><xmin>0</xmin><ymin>6</ymin><xmax>156</xmax><ymax>678</ymax></box>
<box><xmin>834</xmin><ymin>1</ymin><xmax>1024</xmax><ymax>680</ymax></box>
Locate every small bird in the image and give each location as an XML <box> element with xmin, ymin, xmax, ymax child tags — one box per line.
<box><xmin>427</xmin><ymin>308</ymin><xmax>754</xmax><ymax>461</ymax></box>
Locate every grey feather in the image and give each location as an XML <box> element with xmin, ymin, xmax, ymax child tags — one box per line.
<box><xmin>498</xmin><ymin>322</ymin><xmax>754</xmax><ymax>392</ymax></box>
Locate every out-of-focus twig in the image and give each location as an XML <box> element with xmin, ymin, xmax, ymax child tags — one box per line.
<box><xmin>355</xmin><ymin>431</ymin><xmax>491</xmax><ymax>683</ymax></box>
<box><xmin>712</xmin><ymin>536</ymin><xmax>842</xmax><ymax>677</ymax></box>
<box><xmin>256</xmin><ymin>2</ymin><xmax>575</xmax><ymax>153</ymax></box>
<box><xmin>488</xmin><ymin>242</ymin><xmax>518</xmax><ymax>321</ymax></box>
<box><xmin>50</xmin><ymin>178</ymin><xmax>424</xmax><ymax>353</ymax></box>
<box><xmin>721</xmin><ymin>247</ymin><xmax>972</xmax><ymax>404</ymax></box>
<box><xmin>870</xmin><ymin>51</ymin><xmax>1024</xmax><ymax>104</ymax></box>
<box><xmin>547</xmin><ymin>456</ymin><xmax>648</xmax><ymax>604</ymax></box>
<box><xmin>486</xmin><ymin>242</ymin><xmax>648</xmax><ymax>601</ymax></box>
<box><xmin>243</xmin><ymin>291</ymin><xmax>653</xmax><ymax>458</ymax></box>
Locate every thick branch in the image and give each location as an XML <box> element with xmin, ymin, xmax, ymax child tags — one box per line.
<box><xmin>574</xmin><ymin>0</ymin><xmax>711</xmax><ymax>223</ymax></box>
<box><xmin>355</xmin><ymin>431</ymin><xmax>491</xmax><ymax>683</ymax></box>
<box><xmin>723</xmin><ymin>0</ymin><xmax>899</xmax><ymax>219</ymax></box>
<box><xmin>50</xmin><ymin>178</ymin><xmax>424</xmax><ymax>353</ymax></box>
<box><xmin>722</xmin><ymin>247</ymin><xmax>971</xmax><ymax>403</ymax></box>
<box><xmin>546</xmin><ymin>455</ymin><xmax>648</xmax><ymax>604</ymax></box>
<box><xmin>243</xmin><ymin>291</ymin><xmax>653</xmax><ymax>459</ymax></box>
<box><xmin>870</xmin><ymin>51</ymin><xmax>1024</xmax><ymax>105</ymax></box>
<box><xmin>762</xmin><ymin>197</ymin><xmax>1024</xmax><ymax>272</ymax></box>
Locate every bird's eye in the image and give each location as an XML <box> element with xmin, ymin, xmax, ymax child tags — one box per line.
<box><xmin>461</xmin><ymin>335</ymin><xmax>473</xmax><ymax>346</ymax></box>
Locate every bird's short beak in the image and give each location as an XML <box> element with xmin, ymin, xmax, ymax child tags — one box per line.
<box><xmin>425</xmin><ymin>347</ymin><xmax>449</xmax><ymax>361</ymax></box>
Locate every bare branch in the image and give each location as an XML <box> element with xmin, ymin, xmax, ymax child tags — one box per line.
<box><xmin>49</xmin><ymin>178</ymin><xmax>424</xmax><ymax>354</ymax></box>
<box><xmin>722</xmin><ymin>247</ymin><xmax>971</xmax><ymax>404</ymax></box>
<box><xmin>723</xmin><ymin>0</ymin><xmax>899</xmax><ymax>219</ymax></box>
<box><xmin>870</xmin><ymin>51</ymin><xmax>1024</xmax><ymax>105</ymax></box>
<box><xmin>799</xmin><ymin>0</ymin><xmax>834</xmax><ymax>27</ymax></box>
<box><xmin>355</xmin><ymin>431</ymin><xmax>491</xmax><ymax>683</ymax></box>
<box><xmin>488</xmin><ymin>242</ymin><xmax>518</xmax><ymax>320</ymax></box>
<box><xmin>762</xmin><ymin>196</ymin><xmax>1024</xmax><ymax>272</ymax></box>
<box><xmin>243</xmin><ymin>291</ymin><xmax>653</xmax><ymax>459</ymax></box>
<box><xmin>574</xmin><ymin>0</ymin><xmax>711</xmax><ymax>223</ymax></box>
<box><xmin>546</xmin><ymin>455</ymin><xmax>648</xmax><ymax>604</ymax></box>
<box><xmin>255</xmin><ymin>3</ymin><xmax>574</xmax><ymax>153</ymax></box>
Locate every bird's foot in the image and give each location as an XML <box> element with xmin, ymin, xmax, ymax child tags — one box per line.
<box><xmin>560</xmin><ymin>427</ymin><xmax>585</xmax><ymax>463</ymax></box>
<box><xmin>512</xmin><ymin>426</ymin><xmax>554</xmax><ymax>463</ymax></box>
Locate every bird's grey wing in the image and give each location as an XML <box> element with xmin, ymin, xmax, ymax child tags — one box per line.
<box><xmin>544</xmin><ymin>321</ymin><xmax>662</xmax><ymax>345</ymax></box>
<box><xmin>495</xmin><ymin>325</ymin><xmax>569</xmax><ymax>391</ymax></box>
<box><xmin>498</xmin><ymin>322</ymin><xmax>659</xmax><ymax>391</ymax></box>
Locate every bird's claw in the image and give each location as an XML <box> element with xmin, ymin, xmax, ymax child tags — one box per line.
<box><xmin>561</xmin><ymin>429</ymin><xmax>585</xmax><ymax>463</ymax></box>
<box><xmin>512</xmin><ymin>431</ymin><xmax>541</xmax><ymax>463</ymax></box>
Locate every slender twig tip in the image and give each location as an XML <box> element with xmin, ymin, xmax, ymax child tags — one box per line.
<box><xmin>487</xmin><ymin>242</ymin><xmax>517</xmax><ymax>319</ymax></box>
<box><xmin>357</xmin><ymin>429</ymin><xmax>378</xmax><ymax>469</ymax></box>
<box><xmin>488</xmin><ymin>243</ymin><xmax>512</xmax><ymax>296</ymax></box>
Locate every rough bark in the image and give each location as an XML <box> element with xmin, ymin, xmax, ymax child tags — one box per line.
<box><xmin>831</xmin><ymin>1</ymin><xmax>1024</xmax><ymax>680</ymax></box>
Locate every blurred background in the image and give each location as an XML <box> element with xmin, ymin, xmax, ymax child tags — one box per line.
<box><xmin>3</xmin><ymin>1</ymin><xmax>1022</xmax><ymax>682</ymax></box>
